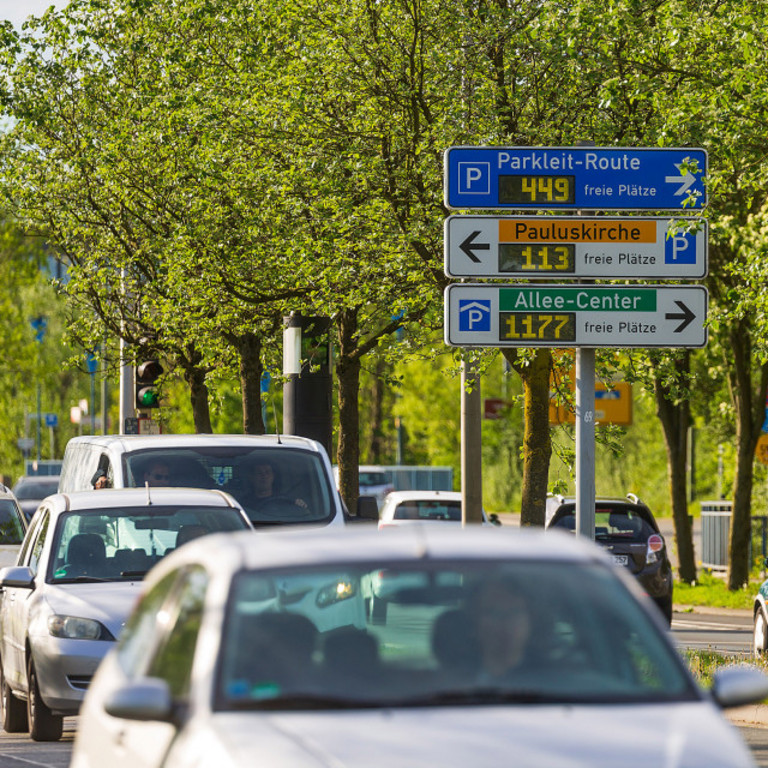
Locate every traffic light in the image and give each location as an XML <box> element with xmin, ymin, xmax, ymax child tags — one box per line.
<box><xmin>135</xmin><ymin>360</ymin><xmax>163</xmax><ymax>410</ymax></box>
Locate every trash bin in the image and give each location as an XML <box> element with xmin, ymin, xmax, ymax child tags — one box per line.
<box><xmin>700</xmin><ymin>501</ymin><xmax>732</xmax><ymax>570</ymax></box>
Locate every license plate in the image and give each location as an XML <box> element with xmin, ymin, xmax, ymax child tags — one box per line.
<box><xmin>611</xmin><ymin>555</ymin><xmax>629</xmax><ymax>566</ymax></box>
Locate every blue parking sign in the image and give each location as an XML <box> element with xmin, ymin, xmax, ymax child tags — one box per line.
<box><xmin>458</xmin><ymin>299</ymin><xmax>492</xmax><ymax>331</ymax></box>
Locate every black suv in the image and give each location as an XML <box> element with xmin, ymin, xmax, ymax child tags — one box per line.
<box><xmin>546</xmin><ymin>494</ymin><xmax>673</xmax><ymax>624</ymax></box>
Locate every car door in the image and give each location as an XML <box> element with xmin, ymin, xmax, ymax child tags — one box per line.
<box><xmin>0</xmin><ymin>509</ymin><xmax>50</xmax><ymax>691</ymax></box>
<box><xmin>79</xmin><ymin>565</ymin><xmax>209</xmax><ymax>768</ymax></box>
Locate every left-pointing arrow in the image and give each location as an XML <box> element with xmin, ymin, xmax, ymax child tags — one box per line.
<box><xmin>665</xmin><ymin>300</ymin><xmax>695</xmax><ymax>332</ymax></box>
<box><xmin>459</xmin><ymin>231</ymin><xmax>490</xmax><ymax>263</ymax></box>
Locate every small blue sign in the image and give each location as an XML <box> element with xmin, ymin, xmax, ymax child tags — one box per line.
<box><xmin>444</xmin><ymin>146</ymin><xmax>707</xmax><ymax>211</ymax></box>
<box><xmin>458</xmin><ymin>299</ymin><xmax>491</xmax><ymax>332</ymax></box>
<box><xmin>44</xmin><ymin>413</ymin><xmax>58</xmax><ymax>427</ymax></box>
<box><xmin>664</xmin><ymin>230</ymin><xmax>697</xmax><ymax>265</ymax></box>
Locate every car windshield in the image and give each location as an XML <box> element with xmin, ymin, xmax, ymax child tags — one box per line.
<box><xmin>0</xmin><ymin>500</ymin><xmax>24</xmax><ymax>544</ymax></box>
<box><xmin>359</xmin><ymin>472</ymin><xmax>389</xmax><ymax>487</ymax></box>
<box><xmin>123</xmin><ymin>447</ymin><xmax>334</xmax><ymax>527</ymax></box>
<box><xmin>49</xmin><ymin>505</ymin><xmax>248</xmax><ymax>582</ymax></box>
<box><xmin>215</xmin><ymin>559</ymin><xmax>696</xmax><ymax>711</ymax></box>
<box><xmin>394</xmin><ymin>500</ymin><xmax>461</xmax><ymax>522</ymax></box>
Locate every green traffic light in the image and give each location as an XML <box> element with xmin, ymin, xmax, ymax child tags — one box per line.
<box><xmin>137</xmin><ymin>387</ymin><xmax>159</xmax><ymax>407</ymax></box>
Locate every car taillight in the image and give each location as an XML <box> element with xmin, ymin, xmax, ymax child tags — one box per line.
<box><xmin>646</xmin><ymin>533</ymin><xmax>664</xmax><ymax>564</ymax></box>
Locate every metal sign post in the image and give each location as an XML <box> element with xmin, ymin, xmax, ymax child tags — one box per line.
<box><xmin>442</xmin><ymin>145</ymin><xmax>708</xmax><ymax>542</ymax></box>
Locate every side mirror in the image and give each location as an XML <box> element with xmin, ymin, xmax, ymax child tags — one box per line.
<box><xmin>711</xmin><ymin>664</ymin><xmax>768</xmax><ymax>709</ymax></box>
<box><xmin>489</xmin><ymin>513</ymin><xmax>502</xmax><ymax>527</ymax></box>
<box><xmin>105</xmin><ymin>678</ymin><xmax>174</xmax><ymax>723</ymax></box>
<box><xmin>0</xmin><ymin>566</ymin><xmax>35</xmax><ymax>589</ymax></box>
<box><xmin>356</xmin><ymin>495</ymin><xmax>380</xmax><ymax>522</ymax></box>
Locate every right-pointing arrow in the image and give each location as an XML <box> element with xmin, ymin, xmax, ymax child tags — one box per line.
<box><xmin>459</xmin><ymin>231</ymin><xmax>490</xmax><ymax>263</ymax></box>
<box><xmin>665</xmin><ymin>300</ymin><xmax>696</xmax><ymax>332</ymax></box>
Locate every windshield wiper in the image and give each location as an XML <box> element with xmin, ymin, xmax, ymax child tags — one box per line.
<box><xmin>54</xmin><ymin>576</ymin><xmax>111</xmax><ymax>583</ymax></box>
<box><xmin>394</xmin><ymin>688</ymin><xmax>571</xmax><ymax>706</ymax></box>
<box><xmin>229</xmin><ymin>693</ymin><xmax>369</xmax><ymax>710</ymax></box>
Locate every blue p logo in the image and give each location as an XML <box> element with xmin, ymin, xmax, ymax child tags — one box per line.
<box><xmin>459</xmin><ymin>300</ymin><xmax>491</xmax><ymax>331</ymax></box>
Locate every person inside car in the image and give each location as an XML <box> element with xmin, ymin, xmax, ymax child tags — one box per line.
<box><xmin>472</xmin><ymin>579</ymin><xmax>533</xmax><ymax>681</ymax></box>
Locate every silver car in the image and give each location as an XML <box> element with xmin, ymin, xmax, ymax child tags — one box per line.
<box><xmin>71</xmin><ymin>526</ymin><xmax>767</xmax><ymax>768</ymax></box>
<box><xmin>0</xmin><ymin>487</ymin><xmax>252</xmax><ymax>741</ymax></box>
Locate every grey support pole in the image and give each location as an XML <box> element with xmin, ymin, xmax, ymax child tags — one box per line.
<box><xmin>461</xmin><ymin>355</ymin><xmax>484</xmax><ymax>525</ymax></box>
<box><xmin>575</xmin><ymin>348</ymin><xmax>596</xmax><ymax>539</ymax></box>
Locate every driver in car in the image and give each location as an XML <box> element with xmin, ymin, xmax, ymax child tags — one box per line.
<box><xmin>243</xmin><ymin>460</ymin><xmax>308</xmax><ymax>518</ymax></box>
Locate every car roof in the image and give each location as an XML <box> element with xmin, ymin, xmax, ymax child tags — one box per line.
<box><xmin>150</xmin><ymin>525</ymin><xmax>602</xmax><ymax>581</ymax></box>
<box><xmin>64</xmin><ymin>434</ymin><xmax>325</xmax><ymax>453</ymax></box>
<box><xmin>39</xmin><ymin>487</ymin><xmax>243</xmax><ymax>512</ymax></box>
<box><xmin>383</xmin><ymin>490</ymin><xmax>461</xmax><ymax>503</ymax></box>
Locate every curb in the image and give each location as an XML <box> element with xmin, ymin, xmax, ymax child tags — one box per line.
<box><xmin>675</xmin><ymin>604</ymin><xmax>753</xmax><ymax>618</ymax></box>
<box><xmin>726</xmin><ymin>704</ymin><xmax>768</xmax><ymax>727</ymax></box>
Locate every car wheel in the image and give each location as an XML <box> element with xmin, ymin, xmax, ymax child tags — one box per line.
<box><xmin>369</xmin><ymin>595</ymin><xmax>387</xmax><ymax>625</ymax></box>
<box><xmin>754</xmin><ymin>608</ymin><xmax>768</xmax><ymax>658</ymax></box>
<box><xmin>0</xmin><ymin>660</ymin><xmax>27</xmax><ymax>733</ymax></box>
<box><xmin>656</xmin><ymin>596</ymin><xmax>673</xmax><ymax>626</ymax></box>
<box><xmin>26</xmin><ymin>659</ymin><xmax>62</xmax><ymax>742</ymax></box>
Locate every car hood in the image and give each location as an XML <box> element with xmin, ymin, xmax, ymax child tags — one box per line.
<box><xmin>199</xmin><ymin>702</ymin><xmax>753</xmax><ymax>768</ymax></box>
<box><xmin>44</xmin><ymin>582</ymin><xmax>142</xmax><ymax>637</ymax></box>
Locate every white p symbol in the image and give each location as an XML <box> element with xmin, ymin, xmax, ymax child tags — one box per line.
<box><xmin>671</xmin><ymin>235</ymin><xmax>689</xmax><ymax>261</ymax></box>
<box><xmin>468</xmin><ymin>309</ymin><xmax>484</xmax><ymax>328</ymax></box>
<box><xmin>465</xmin><ymin>167</ymin><xmax>483</xmax><ymax>188</ymax></box>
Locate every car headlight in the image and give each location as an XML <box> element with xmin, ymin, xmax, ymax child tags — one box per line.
<box><xmin>316</xmin><ymin>579</ymin><xmax>358</xmax><ymax>608</ymax></box>
<box><xmin>48</xmin><ymin>615</ymin><xmax>115</xmax><ymax>641</ymax></box>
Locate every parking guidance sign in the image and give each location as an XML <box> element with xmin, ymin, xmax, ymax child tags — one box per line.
<box><xmin>445</xmin><ymin>283</ymin><xmax>708</xmax><ymax>348</ymax></box>
<box><xmin>444</xmin><ymin>146</ymin><xmax>707</xmax><ymax>210</ymax></box>
<box><xmin>445</xmin><ymin>216</ymin><xmax>707</xmax><ymax>279</ymax></box>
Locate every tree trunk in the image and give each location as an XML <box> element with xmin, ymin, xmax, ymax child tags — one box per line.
<box><xmin>727</xmin><ymin>322</ymin><xmax>768</xmax><ymax>589</ymax></box>
<box><xmin>369</xmin><ymin>355</ymin><xmax>386</xmax><ymax>464</ymax></box>
<box><xmin>335</xmin><ymin>309</ymin><xmax>361</xmax><ymax>517</ymax></box>
<box><xmin>654</xmin><ymin>352</ymin><xmax>696</xmax><ymax>584</ymax></box>
<box><xmin>186</xmin><ymin>365</ymin><xmax>212</xmax><ymax>433</ymax></box>
<box><xmin>504</xmin><ymin>349</ymin><xmax>552</xmax><ymax>527</ymax></box>
<box><xmin>237</xmin><ymin>332</ymin><xmax>265</xmax><ymax>435</ymax></box>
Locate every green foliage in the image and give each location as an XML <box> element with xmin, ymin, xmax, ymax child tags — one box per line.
<box><xmin>674</xmin><ymin>571</ymin><xmax>759</xmax><ymax>611</ymax></box>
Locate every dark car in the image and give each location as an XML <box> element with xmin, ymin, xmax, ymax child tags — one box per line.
<box><xmin>12</xmin><ymin>475</ymin><xmax>61</xmax><ymax>522</ymax></box>
<box><xmin>546</xmin><ymin>493</ymin><xmax>673</xmax><ymax>624</ymax></box>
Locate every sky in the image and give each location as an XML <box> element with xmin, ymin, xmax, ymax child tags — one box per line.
<box><xmin>1</xmin><ymin>1</ymin><xmax>60</xmax><ymax>29</ymax></box>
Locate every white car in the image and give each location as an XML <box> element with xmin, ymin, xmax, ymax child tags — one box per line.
<box><xmin>71</xmin><ymin>526</ymin><xmax>767</xmax><ymax>768</ymax></box>
<box><xmin>377</xmin><ymin>490</ymin><xmax>499</xmax><ymax>529</ymax></box>
<box><xmin>58</xmin><ymin>433</ymin><xmax>347</xmax><ymax>528</ymax></box>
<box><xmin>0</xmin><ymin>487</ymin><xmax>252</xmax><ymax>741</ymax></box>
<box><xmin>333</xmin><ymin>465</ymin><xmax>394</xmax><ymax>510</ymax></box>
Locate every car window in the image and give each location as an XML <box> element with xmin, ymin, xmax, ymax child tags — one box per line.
<box><xmin>393</xmin><ymin>501</ymin><xmax>462</xmax><ymax>522</ymax></box>
<box><xmin>117</xmin><ymin>570</ymin><xmax>184</xmax><ymax>677</ymax></box>
<box><xmin>13</xmin><ymin>480</ymin><xmax>59</xmax><ymax>499</ymax></box>
<box><xmin>359</xmin><ymin>472</ymin><xmax>389</xmax><ymax>486</ymax></box>
<box><xmin>27</xmin><ymin>510</ymin><xmax>50</xmax><ymax>575</ymax></box>
<box><xmin>48</xmin><ymin>505</ymin><xmax>249</xmax><ymax>582</ymax></box>
<box><xmin>550</xmin><ymin>506</ymin><xmax>655</xmax><ymax>542</ymax></box>
<box><xmin>123</xmin><ymin>447</ymin><xmax>334</xmax><ymax>527</ymax></box>
<box><xmin>0</xmin><ymin>500</ymin><xmax>25</xmax><ymax>544</ymax></box>
<box><xmin>145</xmin><ymin>566</ymin><xmax>208</xmax><ymax>698</ymax></box>
<box><xmin>215</xmin><ymin>559</ymin><xmax>696</xmax><ymax>711</ymax></box>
